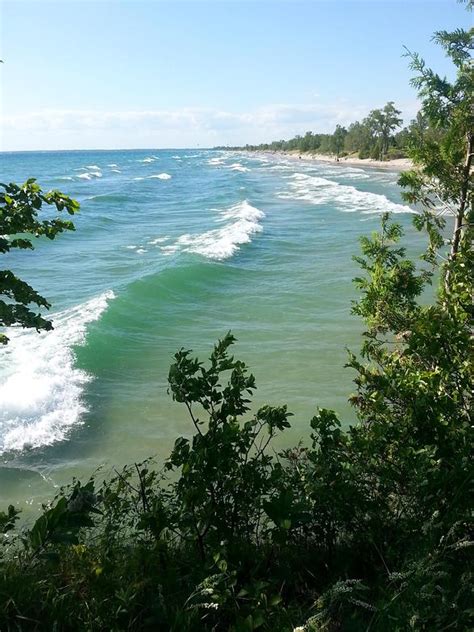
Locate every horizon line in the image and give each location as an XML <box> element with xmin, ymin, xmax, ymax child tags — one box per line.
<box><xmin>0</xmin><ymin>147</ymin><xmax>220</xmax><ymax>154</ymax></box>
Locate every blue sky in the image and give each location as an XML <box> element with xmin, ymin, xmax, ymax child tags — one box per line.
<box><xmin>0</xmin><ymin>0</ymin><xmax>470</xmax><ymax>150</ymax></box>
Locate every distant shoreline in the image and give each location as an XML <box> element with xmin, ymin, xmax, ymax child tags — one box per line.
<box><xmin>241</xmin><ymin>149</ymin><xmax>413</xmax><ymax>172</ymax></box>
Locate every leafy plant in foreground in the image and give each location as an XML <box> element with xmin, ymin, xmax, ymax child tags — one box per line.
<box><xmin>0</xmin><ymin>16</ymin><xmax>472</xmax><ymax>632</ymax></box>
<box><xmin>0</xmin><ymin>179</ymin><xmax>79</xmax><ymax>344</ymax></box>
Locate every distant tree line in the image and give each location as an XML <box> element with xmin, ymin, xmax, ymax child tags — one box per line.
<box><xmin>218</xmin><ymin>102</ymin><xmax>444</xmax><ymax>162</ymax></box>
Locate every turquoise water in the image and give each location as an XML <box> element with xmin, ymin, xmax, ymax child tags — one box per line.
<box><xmin>0</xmin><ymin>149</ymin><xmax>420</xmax><ymax>511</ymax></box>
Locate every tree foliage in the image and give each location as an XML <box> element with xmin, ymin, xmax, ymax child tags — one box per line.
<box><xmin>0</xmin><ymin>212</ymin><xmax>471</xmax><ymax>628</ymax></box>
<box><xmin>365</xmin><ymin>102</ymin><xmax>403</xmax><ymax>161</ymax></box>
<box><xmin>330</xmin><ymin>124</ymin><xmax>347</xmax><ymax>158</ymax></box>
<box><xmin>0</xmin><ymin>179</ymin><xmax>79</xmax><ymax>344</ymax></box>
<box><xmin>224</xmin><ymin>100</ymin><xmax>406</xmax><ymax>161</ymax></box>
<box><xmin>0</xmin><ymin>16</ymin><xmax>472</xmax><ymax>632</ymax></box>
<box><xmin>399</xmin><ymin>25</ymin><xmax>473</xmax><ymax>268</ymax></box>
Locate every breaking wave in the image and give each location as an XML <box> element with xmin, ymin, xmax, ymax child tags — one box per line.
<box><xmin>176</xmin><ymin>200</ymin><xmax>264</xmax><ymax>260</ymax></box>
<box><xmin>0</xmin><ymin>291</ymin><xmax>115</xmax><ymax>454</ymax></box>
<box><xmin>279</xmin><ymin>173</ymin><xmax>415</xmax><ymax>214</ymax></box>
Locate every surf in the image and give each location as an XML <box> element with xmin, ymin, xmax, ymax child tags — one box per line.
<box><xmin>0</xmin><ymin>291</ymin><xmax>115</xmax><ymax>454</ymax></box>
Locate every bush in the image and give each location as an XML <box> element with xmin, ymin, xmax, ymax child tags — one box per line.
<box><xmin>1</xmin><ymin>19</ymin><xmax>472</xmax><ymax>631</ymax></box>
<box><xmin>386</xmin><ymin>147</ymin><xmax>407</xmax><ymax>160</ymax></box>
<box><xmin>0</xmin><ymin>211</ymin><xmax>472</xmax><ymax>631</ymax></box>
<box><xmin>357</xmin><ymin>148</ymin><xmax>370</xmax><ymax>160</ymax></box>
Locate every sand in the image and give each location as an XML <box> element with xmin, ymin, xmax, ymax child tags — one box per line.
<box><xmin>254</xmin><ymin>150</ymin><xmax>413</xmax><ymax>171</ymax></box>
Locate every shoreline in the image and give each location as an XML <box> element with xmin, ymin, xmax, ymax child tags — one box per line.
<box><xmin>243</xmin><ymin>149</ymin><xmax>413</xmax><ymax>172</ymax></box>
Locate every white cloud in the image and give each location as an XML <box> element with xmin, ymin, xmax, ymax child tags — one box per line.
<box><xmin>1</xmin><ymin>101</ymin><xmax>420</xmax><ymax>151</ymax></box>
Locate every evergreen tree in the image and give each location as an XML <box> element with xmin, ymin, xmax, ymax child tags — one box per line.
<box><xmin>399</xmin><ymin>26</ymin><xmax>473</xmax><ymax>266</ymax></box>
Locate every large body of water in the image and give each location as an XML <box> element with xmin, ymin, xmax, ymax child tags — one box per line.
<box><xmin>0</xmin><ymin>149</ymin><xmax>419</xmax><ymax>511</ymax></box>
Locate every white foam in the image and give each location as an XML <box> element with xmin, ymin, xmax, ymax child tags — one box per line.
<box><xmin>111</xmin><ymin>169</ymin><xmax>121</xmax><ymax>173</ymax></box>
<box><xmin>176</xmin><ymin>200</ymin><xmax>264</xmax><ymax>260</ymax></box>
<box><xmin>107</xmin><ymin>163</ymin><xmax>118</xmax><ymax>167</ymax></box>
<box><xmin>136</xmin><ymin>248</ymin><xmax>147</xmax><ymax>254</ymax></box>
<box><xmin>139</xmin><ymin>157</ymin><xmax>155</xmax><ymax>163</ymax></box>
<box><xmin>339</xmin><ymin>170</ymin><xmax>370</xmax><ymax>180</ymax></box>
<box><xmin>160</xmin><ymin>245</ymin><xmax>179</xmax><ymax>255</ymax></box>
<box><xmin>85</xmin><ymin>165</ymin><xmax>100</xmax><ymax>169</ymax></box>
<box><xmin>0</xmin><ymin>291</ymin><xmax>115</xmax><ymax>454</ymax></box>
<box><xmin>125</xmin><ymin>245</ymin><xmax>138</xmax><ymax>249</ymax></box>
<box><xmin>229</xmin><ymin>163</ymin><xmax>250</xmax><ymax>173</ymax></box>
<box><xmin>148</xmin><ymin>173</ymin><xmax>172</xmax><ymax>180</ymax></box>
<box><xmin>207</xmin><ymin>157</ymin><xmax>226</xmax><ymax>166</ymax></box>
<box><xmin>268</xmin><ymin>165</ymin><xmax>293</xmax><ymax>171</ymax></box>
<box><xmin>77</xmin><ymin>171</ymin><xmax>102</xmax><ymax>180</ymax></box>
<box><xmin>148</xmin><ymin>236</ymin><xmax>169</xmax><ymax>245</ymax></box>
<box><xmin>279</xmin><ymin>173</ymin><xmax>415</xmax><ymax>214</ymax></box>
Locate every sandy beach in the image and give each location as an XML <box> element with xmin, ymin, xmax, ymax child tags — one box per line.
<box><xmin>251</xmin><ymin>150</ymin><xmax>413</xmax><ymax>171</ymax></box>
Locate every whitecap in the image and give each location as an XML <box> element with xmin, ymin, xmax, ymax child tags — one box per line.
<box><xmin>77</xmin><ymin>171</ymin><xmax>102</xmax><ymax>180</ymax></box>
<box><xmin>111</xmin><ymin>169</ymin><xmax>121</xmax><ymax>173</ymax></box>
<box><xmin>148</xmin><ymin>173</ymin><xmax>172</xmax><ymax>180</ymax></box>
<box><xmin>207</xmin><ymin>157</ymin><xmax>226</xmax><ymax>165</ymax></box>
<box><xmin>340</xmin><ymin>172</ymin><xmax>370</xmax><ymax>180</ymax></box>
<box><xmin>160</xmin><ymin>245</ymin><xmax>179</xmax><ymax>255</ymax></box>
<box><xmin>0</xmin><ymin>291</ymin><xmax>115</xmax><ymax>454</ymax></box>
<box><xmin>148</xmin><ymin>236</ymin><xmax>169</xmax><ymax>245</ymax></box>
<box><xmin>136</xmin><ymin>248</ymin><xmax>147</xmax><ymax>254</ymax></box>
<box><xmin>228</xmin><ymin>163</ymin><xmax>250</xmax><ymax>173</ymax></box>
<box><xmin>107</xmin><ymin>163</ymin><xmax>118</xmax><ymax>167</ymax></box>
<box><xmin>279</xmin><ymin>173</ymin><xmax>415</xmax><ymax>214</ymax></box>
<box><xmin>176</xmin><ymin>200</ymin><xmax>264</xmax><ymax>260</ymax></box>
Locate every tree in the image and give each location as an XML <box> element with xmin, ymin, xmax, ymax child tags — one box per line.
<box><xmin>300</xmin><ymin>131</ymin><xmax>314</xmax><ymax>152</ymax></box>
<box><xmin>0</xmin><ymin>179</ymin><xmax>79</xmax><ymax>344</ymax></box>
<box><xmin>0</xmin><ymin>11</ymin><xmax>471</xmax><ymax>632</ymax></box>
<box><xmin>343</xmin><ymin>120</ymin><xmax>373</xmax><ymax>157</ymax></box>
<box><xmin>1</xmin><ymin>210</ymin><xmax>471</xmax><ymax>629</ymax></box>
<box><xmin>399</xmin><ymin>26</ymin><xmax>473</xmax><ymax>276</ymax></box>
<box><xmin>366</xmin><ymin>101</ymin><xmax>403</xmax><ymax>161</ymax></box>
<box><xmin>330</xmin><ymin>124</ymin><xmax>347</xmax><ymax>158</ymax></box>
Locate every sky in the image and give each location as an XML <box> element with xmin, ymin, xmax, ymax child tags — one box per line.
<box><xmin>0</xmin><ymin>0</ymin><xmax>470</xmax><ymax>151</ymax></box>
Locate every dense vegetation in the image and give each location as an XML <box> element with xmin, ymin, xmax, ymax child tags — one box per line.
<box><xmin>228</xmin><ymin>101</ymin><xmax>409</xmax><ymax>161</ymax></box>
<box><xmin>0</xmin><ymin>17</ymin><xmax>472</xmax><ymax>632</ymax></box>
<box><xmin>0</xmin><ymin>181</ymin><xmax>78</xmax><ymax>344</ymax></box>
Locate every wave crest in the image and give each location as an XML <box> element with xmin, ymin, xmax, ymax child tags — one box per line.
<box><xmin>0</xmin><ymin>291</ymin><xmax>115</xmax><ymax>454</ymax></box>
<box><xmin>279</xmin><ymin>173</ymin><xmax>415</xmax><ymax>214</ymax></box>
<box><xmin>177</xmin><ymin>200</ymin><xmax>264</xmax><ymax>260</ymax></box>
